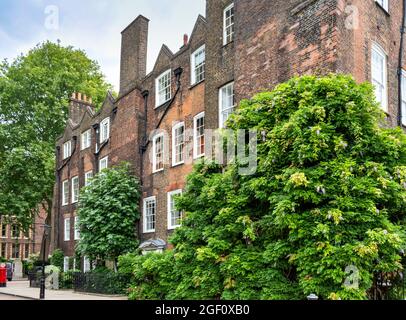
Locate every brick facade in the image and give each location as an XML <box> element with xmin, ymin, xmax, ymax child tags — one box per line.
<box><xmin>52</xmin><ymin>0</ymin><xmax>406</xmax><ymax>262</ymax></box>
<box><xmin>0</xmin><ymin>207</ymin><xmax>46</xmax><ymax>262</ymax></box>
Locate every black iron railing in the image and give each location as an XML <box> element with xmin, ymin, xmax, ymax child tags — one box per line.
<box><xmin>28</xmin><ymin>271</ymin><xmax>129</xmax><ymax>295</ymax></box>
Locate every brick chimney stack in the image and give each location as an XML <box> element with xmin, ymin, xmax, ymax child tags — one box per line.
<box><xmin>120</xmin><ymin>15</ymin><xmax>149</xmax><ymax>94</ymax></box>
<box><xmin>69</xmin><ymin>92</ymin><xmax>94</xmax><ymax>125</ymax></box>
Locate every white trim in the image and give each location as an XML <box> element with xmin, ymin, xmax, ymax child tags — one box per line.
<box><xmin>81</xmin><ymin>129</ymin><xmax>92</xmax><ymax>150</ymax></box>
<box><xmin>191</xmin><ymin>45</ymin><xmax>206</xmax><ymax>85</ymax></box>
<box><xmin>193</xmin><ymin>112</ymin><xmax>205</xmax><ymax>159</ymax></box>
<box><xmin>223</xmin><ymin>3</ymin><xmax>235</xmax><ymax>46</ymax></box>
<box><xmin>143</xmin><ymin>196</ymin><xmax>156</xmax><ymax>233</ymax></box>
<box><xmin>167</xmin><ymin>190</ymin><xmax>183</xmax><ymax>230</ymax></box>
<box><xmin>172</xmin><ymin>122</ymin><xmax>185</xmax><ymax>167</ymax></box>
<box><xmin>219</xmin><ymin>82</ymin><xmax>235</xmax><ymax>128</ymax></box>
<box><xmin>71</xmin><ymin>176</ymin><xmax>79</xmax><ymax>204</ymax></box>
<box><xmin>155</xmin><ymin>69</ymin><xmax>172</xmax><ymax>108</ymax></box>
<box><xmin>83</xmin><ymin>256</ymin><xmax>91</xmax><ymax>273</ymax></box>
<box><xmin>152</xmin><ymin>134</ymin><xmax>165</xmax><ymax>173</ymax></box>
<box><xmin>74</xmin><ymin>216</ymin><xmax>80</xmax><ymax>240</ymax></box>
<box><xmin>99</xmin><ymin>156</ymin><xmax>109</xmax><ymax>172</ymax></box>
<box><xmin>84</xmin><ymin>171</ymin><xmax>93</xmax><ymax>186</ymax></box>
<box><xmin>100</xmin><ymin>118</ymin><xmax>110</xmax><ymax>143</ymax></box>
<box><xmin>371</xmin><ymin>42</ymin><xmax>388</xmax><ymax>112</ymax></box>
<box><xmin>62</xmin><ymin>180</ymin><xmax>69</xmax><ymax>206</ymax></box>
<box><xmin>64</xmin><ymin>218</ymin><xmax>71</xmax><ymax>242</ymax></box>
<box><xmin>63</xmin><ymin>141</ymin><xmax>72</xmax><ymax>160</ymax></box>
<box><xmin>375</xmin><ymin>0</ymin><xmax>389</xmax><ymax>12</ymax></box>
<box><xmin>63</xmin><ymin>256</ymin><xmax>70</xmax><ymax>272</ymax></box>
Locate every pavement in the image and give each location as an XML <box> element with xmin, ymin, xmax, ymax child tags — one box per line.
<box><xmin>0</xmin><ymin>280</ymin><xmax>128</xmax><ymax>300</ymax></box>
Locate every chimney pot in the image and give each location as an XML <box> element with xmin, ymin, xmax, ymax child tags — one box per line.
<box><xmin>83</xmin><ymin>94</ymin><xmax>87</xmax><ymax>102</ymax></box>
<box><xmin>183</xmin><ymin>34</ymin><xmax>189</xmax><ymax>46</ymax></box>
<box><xmin>78</xmin><ymin>93</ymin><xmax>82</xmax><ymax>101</ymax></box>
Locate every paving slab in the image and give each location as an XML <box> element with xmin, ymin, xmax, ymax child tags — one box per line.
<box><xmin>0</xmin><ymin>280</ymin><xmax>128</xmax><ymax>300</ymax></box>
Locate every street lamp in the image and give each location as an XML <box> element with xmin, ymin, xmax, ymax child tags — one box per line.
<box><xmin>39</xmin><ymin>224</ymin><xmax>51</xmax><ymax>300</ymax></box>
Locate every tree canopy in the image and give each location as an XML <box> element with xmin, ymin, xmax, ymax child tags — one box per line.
<box><xmin>0</xmin><ymin>41</ymin><xmax>112</xmax><ymax>230</ymax></box>
<box><xmin>77</xmin><ymin>163</ymin><xmax>141</xmax><ymax>266</ymax></box>
<box><xmin>124</xmin><ymin>74</ymin><xmax>406</xmax><ymax>300</ymax></box>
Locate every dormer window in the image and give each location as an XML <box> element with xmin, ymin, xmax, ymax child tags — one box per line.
<box><xmin>191</xmin><ymin>45</ymin><xmax>206</xmax><ymax>85</ymax></box>
<box><xmin>81</xmin><ymin>129</ymin><xmax>92</xmax><ymax>150</ymax></box>
<box><xmin>100</xmin><ymin>118</ymin><xmax>110</xmax><ymax>143</ymax></box>
<box><xmin>156</xmin><ymin>70</ymin><xmax>172</xmax><ymax>107</ymax></box>
<box><xmin>63</xmin><ymin>141</ymin><xmax>72</xmax><ymax>160</ymax></box>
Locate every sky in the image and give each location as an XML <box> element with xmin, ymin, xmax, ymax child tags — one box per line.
<box><xmin>0</xmin><ymin>0</ymin><xmax>206</xmax><ymax>91</ymax></box>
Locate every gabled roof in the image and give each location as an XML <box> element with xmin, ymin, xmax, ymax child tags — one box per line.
<box><xmin>152</xmin><ymin>44</ymin><xmax>175</xmax><ymax>72</ymax></box>
<box><xmin>188</xmin><ymin>14</ymin><xmax>207</xmax><ymax>45</ymax></box>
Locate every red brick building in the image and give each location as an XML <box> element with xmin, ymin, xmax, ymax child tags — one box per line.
<box><xmin>51</xmin><ymin>0</ymin><xmax>406</xmax><ymax>267</ymax></box>
<box><xmin>0</xmin><ymin>207</ymin><xmax>47</xmax><ymax>262</ymax></box>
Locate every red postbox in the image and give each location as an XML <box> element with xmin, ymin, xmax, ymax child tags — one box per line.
<box><xmin>0</xmin><ymin>264</ymin><xmax>7</xmax><ymax>287</ymax></box>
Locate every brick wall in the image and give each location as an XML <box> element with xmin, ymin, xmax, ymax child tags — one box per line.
<box><xmin>52</xmin><ymin>0</ymin><xmax>405</xmax><ymax>257</ymax></box>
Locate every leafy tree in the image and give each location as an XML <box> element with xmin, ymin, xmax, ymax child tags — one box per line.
<box><xmin>50</xmin><ymin>249</ymin><xmax>65</xmax><ymax>270</ymax></box>
<box><xmin>76</xmin><ymin>163</ymin><xmax>141</xmax><ymax>271</ymax></box>
<box><xmin>0</xmin><ymin>41</ymin><xmax>112</xmax><ymax>233</ymax></box>
<box><xmin>127</xmin><ymin>74</ymin><xmax>406</xmax><ymax>300</ymax></box>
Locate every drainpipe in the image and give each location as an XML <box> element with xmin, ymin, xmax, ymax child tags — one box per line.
<box><xmin>140</xmin><ymin>90</ymin><xmax>150</xmax><ymax>185</ymax></box>
<box><xmin>92</xmin><ymin>123</ymin><xmax>100</xmax><ymax>172</ymax></box>
<box><xmin>55</xmin><ymin>146</ymin><xmax>61</xmax><ymax>249</ymax></box>
<box><xmin>398</xmin><ymin>0</ymin><xmax>406</xmax><ymax>127</ymax></box>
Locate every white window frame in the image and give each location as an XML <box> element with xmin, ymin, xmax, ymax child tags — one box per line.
<box><xmin>81</xmin><ymin>129</ymin><xmax>92</xmax><ymax>150</ymax></box>
<box><xmin>155</xmin><ymin>69</ymin><xmax>172</xmax><ymax>108</ymax></box>
<box><xmin>375</xmin><ymin>0</ymin><xmax>389</xmax><ymax>12</ymax></box>
<box><xmin>83</xmin><ymin>256</ymin><xmax>91</xmax><ymax>273</ymax></box>
<box><xmin>172</xmin><ymin>122</ymin><xmax>185</xmax><ymax>167</ymax></box>
<box><xmin>219</xmin><ymin>82</ymin><xmax>235</xmax><ymax>128</ymax></box>
<box><xmin>167</xmin><ymin>190</ymin><xmax>183</xmax><ymax>230</ymax></box>
<box><xmin>100</xmin><ymin>118</ymin><xmax>110</xmax><ymax>143</ymax></box>
<box><xmin>64</xmin><ymin>218</ymin><xmax>71</xmax><ymax>242</ymax></box>
<box><xmin>143</xmin><ymin>196</ymin><xmax>156</xmax><ymax>233</ymax></box>
<box><xmin>63</xmin><ymin>141</ymin><xmax>72</xmax><ymax>160</ymax></box>
<box><xmin>63</xmin><ymin>257</ymin><xmax>70</xmax><ymax>272</ymax></box>
<box><xmin>191</xmin><ymin>45</ymin><xmax>206</xmax><ymax>85</ymax></box>
<box><xmin>402</xmin><ymin>70</ymin><xmax>406</xmax><ymax>126</ymax></box>
<box><xmin>0</xmin><ymin>224</ymin><xmax>7</xmax><ymax>238</ymax></box>
<box><xmin>71</xmin><ymin>176</ymin><xmax>79</xmax><ymax>204</ymax></box>
<box><xmin>74</xmin><ymin>216</ymin><xmax>80</xmax><ymax>240</ymax></box>
<box><xmin>99</xmin><ymin>156</ymin><xmax>108</xmax><ymax>172</ymax></box>
<box><xmin>84</xmin><ymin>171</ymin><xmax>93</xmax><ymax>186</ymax></box>
<box><xmin>193</xmin><ymin>112</ymin><xmax>205</xmax><ymax>159</ymax></box>
<box><xmin>223</xmin><ymin>3</ymin><xmax>235</xmax><ymax>45</ymax></box>
<box><xmin>153</xmin><ymin>134</ymin><xmax>165</xmax><ymax>173</ymax></box>
<box><xmin>371</xmin><ymin>43</ymin><xmax>388</xmax><ymax>112</ymax></box>
<box><xmin>62</xmin><ymin>180</ymin><xmax>69</xmax><ymax>206</ymax></box>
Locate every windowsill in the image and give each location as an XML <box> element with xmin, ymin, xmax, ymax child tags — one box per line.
<box><xmin>375</xmin><ymin>1</ymin><xmax>390</xmax><ymax>16</ymax></box>
<box><xmin>168</xmin><ymin>226</ymin><xmax>180</xmax><ymax>231</ymax></box>
<box><xmin>193</xmin><ymin>154</ymin><xmax>205</xmax><ymax>160</ymax></box>
<box><xmin>172</xmin><ymin>162</ymin><xmax>185</xmax><ymax>168</ymax></box>
<box><xmin>223</xmin><ymin>40</ymin><xmax>234</xmax><ymax>48</ymax></box>
<box><xmin>143</xmin><ymin>230</ymin><xmax>156</xmax><ymax>234</ymax></box>
<box><xmin>189</xmin><ymin>79</ymin><xmax>205</xmax><ymax>90</ymax></box>
<box><xmin>153</xmin><ymin>169</ymin><xmax>164</xmax><ymax>174</ymax></box>
<box><xmin>155</xmin><ymin>99</ymin><xmax>172</xmax><ymax>110</ymax></box>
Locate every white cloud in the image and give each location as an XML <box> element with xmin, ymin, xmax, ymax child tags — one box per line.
<box><xmin>0</xmin><ymin>0</ymin><xmax>206</xmax><ymax>91</ymax></box>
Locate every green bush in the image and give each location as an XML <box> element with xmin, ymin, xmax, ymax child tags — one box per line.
<box><xmin>126</xmin><ymin>75</ymin><xmax>406</xmax><ymax>300</ymax></box>
<box><xmin>50</xmin><ymin>249</ymin><xmax>64</xmax><ymax>270</ymax></box>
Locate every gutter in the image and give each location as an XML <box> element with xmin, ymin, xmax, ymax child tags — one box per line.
<box><xmin>398</xmin><ymin>0</ymin><xmax>406</xmax><ymax>127</ymax></box>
